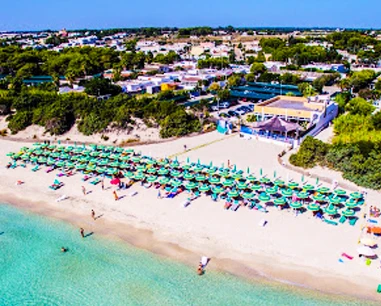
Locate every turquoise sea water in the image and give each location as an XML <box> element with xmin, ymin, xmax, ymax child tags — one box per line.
<box><xmin>0</xmin><ymin>204</ymin><xmax>375</xmax><ymax>306</ymax></box>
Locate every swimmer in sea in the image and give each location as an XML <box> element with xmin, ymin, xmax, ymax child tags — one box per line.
<box><xmin>61</xmin><ymin>247</ymin><xmax>67</xmax><ymax>253</ymax></box>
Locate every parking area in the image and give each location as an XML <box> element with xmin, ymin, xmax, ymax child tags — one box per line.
<box><xmin>209</xmin><ymin>100</ymin><xmax>257</xmax><ymax>120</ymax></box>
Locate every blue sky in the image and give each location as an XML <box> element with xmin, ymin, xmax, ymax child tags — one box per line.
<box><xmin>1</xmin><ymin>0</ymin><xmax>381</xmax><ymax>31</ymax></box>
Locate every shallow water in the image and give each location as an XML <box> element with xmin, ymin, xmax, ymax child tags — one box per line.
<box><xmin>0</xmin><ymin>204</ymin><xmax>374</xmax><ymax>306</ymax></box>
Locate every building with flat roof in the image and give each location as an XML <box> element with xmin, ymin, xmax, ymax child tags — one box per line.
<box><xmin>253</xmin><ymin>95</ymin><xmax>334</xmax><ymax>122</ymax></box>
<box><xmin>238</xmin><ymin>95</ymin><xmax>338</xmax><ymax>146</ymax></box>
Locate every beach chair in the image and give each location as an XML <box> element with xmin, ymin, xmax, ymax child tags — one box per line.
<box><xmin>211</xmin><ymin>193</ymin><xmax>218</xmax><ymax>202</ymax></box>
<box><xmin>256</xmin><ymin>204</ymin><xmax>268</xmax><ymax>213</ymax></box>
<box><xmin>231</xmin><ymin>202</ymin><xmax>239</xmax><ymax>211</ymax></box>
<box><xmin>82</xmin><ymin>175</ymin><xmax>90</xmax><ymax>182</ymax></box>
<box><xmin>339</xmin><ymin>216</ymin><xmax>347</xmax><ymax>224</ymax></box>
<box><xmin>10</xmin><ymin>163</ymin><xmax>17</xmax><ymax>169</ymax></box>
<box><xmin>90</xmin><ymin>178</ymin><xmax>100</xmax><ymax>185</ymax></box>
<box><xmin>21</xmin><ymin>164</ymin><xmax>26</xmax><ymax>168</ymax></box>
<box><xmin>224</xmin><ymin>202</ymin><xmax>232</xmax><ymax>210</ymax></box>
<box><xmin>31</xmin><ymin>165</ymin><xmax>39</xmax><ymax>172</ymax></box>
<box><xmin>377</xmin><ymin>284</ymin><xmax>381</xmax><ymax>293</ymax></box>
<box><xmin>56</xmin><ymin>172</ymin><xmax>65</xmax><ymax>177</ymax></box>
<box><xmin>349</xmin><ymin>218</ymin><xmax>358</xmax><ymax>226</ymax></box>
<box><xmin>324</xmin><ymin>219</ymin><xmax>338</xmax><ymax>226</ymax></box>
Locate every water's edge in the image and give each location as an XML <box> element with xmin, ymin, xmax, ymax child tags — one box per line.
<box><xmin>0</xmin><ymin>194</ymin><xmax>378</xmax><ymax>304</ymax></box>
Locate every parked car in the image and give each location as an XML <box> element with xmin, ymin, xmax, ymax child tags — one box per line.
<box><xmin>247</xmin><ymin>104</ymin><xmax>255</xmax><ymax>111</ymax></box>
<box><xmin>219</xmin><ymin>101</ymin><xmax>230</xmax><ymax>109</ymax></box>
<box><xmin>219</xmin><ymin>112</ymin><xmax>230</xmax><ymax>118</ymax></box>
<box><xmin>210</xmin><ymin>105</ymin><xmax>219</xmax><ymax>111</ymax></box>
<box><xmin>234</xmin><ymin>108</ymin><xmax>246</xmax><ymax>115</ymax></box>
<box><xmin>228</xmin><ymin>110</ymin><xmax>239</xmax><ymax>117</ymax></box>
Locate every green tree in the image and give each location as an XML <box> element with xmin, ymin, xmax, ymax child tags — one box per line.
<box><xmin>289</xmin><ymin>136</ymin><xmax>329</xmax><ymax>168</ymax></box>
<box><xmin>345</xmin><ymin>97</ymin><xmax>375</xmax><ymax>116</ymax></box>
<box><xmin>217</xmin><ymin>89</ymin><xmax>230</xmax><ymax>101</ymax></box>
<box><xmin>250</xmin><ymin>63</ymin><xmax>267</xmax><ymax>75</ymax></box>
<box><xmin>227</xmin><ymin>74</ymin><xmax>242</xmax><ymax>87</ymax></box>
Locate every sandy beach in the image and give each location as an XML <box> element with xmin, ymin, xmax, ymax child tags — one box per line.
<box><xmin>1</xmin><ymin>132</ymin><xmax>380</xmax><ymax>302</ymax></box>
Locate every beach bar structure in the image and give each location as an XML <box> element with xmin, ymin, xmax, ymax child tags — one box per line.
<box><xmin>240</xmin><ymin>95</ymin><xmax>338</xmax><ymax>146</ymax></box>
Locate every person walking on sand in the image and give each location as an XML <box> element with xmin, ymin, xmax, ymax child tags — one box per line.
<box><xmin>91</xmin><ymin>209</ymin><xmax>95</xmax><ymax>220</ymax></box>
<box><xmin>101</xmin><ymin>179</ymin><xmax>104</xmax><ymax>190</ymax></box>
<box><xmin>80</xmin><ymin>228</ymin><xmax>85</xmax><ymax>238</ymax></box>
<box><xmin>113</xmin><ymin>190</ymin><xmax>118</xmax><ymax>201</ymax></box>
<box><xmin>227</xmin><ymin>160</ymin><xmax>231</xmax><ymax>169</ymax></box>
<box><xmin>184</xmin><ymin>144</ymin><xmax>187</xmax><ymax>152</ymax></box>
<box><xmin>82</xmin><ymin>186</ymin><xmax>86</xmax><ymax>196</ymax></box>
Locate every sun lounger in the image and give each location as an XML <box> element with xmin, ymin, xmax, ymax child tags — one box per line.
<box><xmin>82</xmin><ymin>175</ymin><xmax>90</xmax><ymax>181</ymax></box>
<box><xmin>182</xmin><ymin>200</ymin><xmax>191</xmax><ymax>208</ymax></box>
<box><xmin>258</xmin><ymin>219</ymin><xmax>267</xmax><ymax>227</ymax></box>
<box><xmin>90</xmin><ymin>178</ymin><xmax>100</xmax><ymax>185</ymax></box>
<box><xmin>56</xmin><ymin>172</ymin><xmax>65</xmax><ymax>177</ymax></box>
<box><xmin>377</xmin><ymin>284</ymin><xmax>381</xmax><ymax>293</ymax></box>
<box><xmin>10</xmin><ymin>163</ymin><xmax>17</xmax><ymax>169</ymax></box>
<box><xmin>20</xmin><ymin>164</ymin><xmax>26</xmax><ymax>168</ymax></box>
<box><xmin>339</xmin><ymin>216</ymin><xmax>347</xmax><ymax>224</ymax></box>
<box><xmin>368</xmin><ymin>219</ymin><xmax>378</xmax><ymax>224</ymax></box>
<box><xmin>129</xmin><ymin>191</ymin><xmax>138</xmax><ymax>197</ymax></box>
<box><xmin>349</xmin><ymin>218</ymin><xmax>358</xmax><ymax>226</ymax></box>
<box><xmin>256</xmin><ymin>204</ymin><xmax>268</xmax><ymax>213</ymax></box>
<box><xmin>224</xmin><ymin>202</ymin><xmax>232</xmax><ymax>210</ymax></box>
<box><xmin>46</xmin><ymin>167</ymin><xmax>54</xmax><ymax>173</ymax></box>
<box><xmin>230</xmin><ymin>203</ymin><xmax>239</xmax><ymax>211</ymax></box>
<box><xmin>324</xmin><ymin>219</ymin><xmax>338</xmax><ymax>226</ymax></box>
<box><xmin>31</xmin><ymin>165</ymin><xmax>39</xmax><ymax>172</ymax></box>
<box><xmin>49</xmin><ymin>182</ymin><xmax>64</xmax><ymax>190</ymax></box>
<box><xmin>341</xmin><ymin>253</ymin><xmax>353</xmax><ymax>260</ymax></box>
<box><xmin>56</xmin><ymin>195</ymin><xmax>69</xmax><ymax>202</ymax></box>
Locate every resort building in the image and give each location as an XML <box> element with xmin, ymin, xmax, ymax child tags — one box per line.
<box><xmin>238</xmin><ymin>95</ymin><xmax>338</xmax><ymax>146</ymax></box>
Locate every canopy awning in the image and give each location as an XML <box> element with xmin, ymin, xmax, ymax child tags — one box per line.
<box><xmin>251</xmin><ymin>116</ymin><xmax>301</xmax><ymax>133</ymax></box>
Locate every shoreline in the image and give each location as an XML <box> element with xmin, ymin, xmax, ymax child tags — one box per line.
<box><xmin>1</xmin><ymin>192</ymin><xmax>378</xmax><ymax>303</ymax></box>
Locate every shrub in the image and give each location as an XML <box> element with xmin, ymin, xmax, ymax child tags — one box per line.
<box><xmin>289</xmin><ymin>136</ymin><xmax>329</xmax><ymax>168</ymax></box>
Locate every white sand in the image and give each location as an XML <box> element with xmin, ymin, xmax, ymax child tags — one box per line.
<box><xmin>0</xmin><ymin>133</ymin><xmax>380</xmax><ymax>301</ymax></box>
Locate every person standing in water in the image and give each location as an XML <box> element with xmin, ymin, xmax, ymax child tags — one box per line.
<box><xmin>80</xmin><ymin>228</ymin><xmax>85</xmax><ymax>238</ymax></box>
<box><xmin>91</xmin><ymin>209</ymin><xmax>95</xmax><ymax>220</ymax></box>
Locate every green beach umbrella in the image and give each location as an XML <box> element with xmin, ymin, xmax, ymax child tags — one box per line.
<box><xmin>307</xmin><ymin>203</ymin><xmax>320</xmax><ymax>211</ymax></box>
<box><xmin>345</xmin><ymin>199</ymin><xmax>359</xmax><ymax>208</ymax></box>
<box><xmin>219</xmin><ymin>171</ymin><xmax>231</xmax><ymax>178</ymax></box>
<box><xmin>206</xmin><ymin>167</ymin><xmax>218</xmax><ymax>175</ymax></box>
<box><xmin>303</xmin><ymin>184</ymin><xmax>315</xmax><ymax>191</ymax></box>
<box><xmin>110</xmin><ymin>161</ymin><xmax>120</xmax><ymax>168</ymax></box>
<box><xmin>131</xmin><ymin>156</ymin><xmax>141</xmax><ymax>163</ymax></box>
<box><xmin>274</xmin><ymin>179</ymin><xmax>285</xmax><ymax>186</ymax></box>
<box><xmin>157</xmin><ymin>159</ymin><xmax>168</xmax><ymax>166</ymax></box>
<box><xmin>159</xmin><ymin>177</ymin><xmax>170</xmax><ymax>185</ymax></box>
<box><xmin>157</xmin><ymin>168</ymin><xmax>169</xmax><ymax>176</ymax></box>
<box><xmin>237</xmin><ymin>181</ymin><xmax>248</xmax><ymax>190</ymax></box>
<box><xmin>76</xmin><ymin>164</ymin><xmax>86</xmax><ymax>170</ymax></box>
<box><xmin>171</xmin><ymin>170</ymin><xmax>182</xmax><ymax>178</ymax></box>
<box><xmin>134</xmin><ymin>172</ymin><xmax>145</xmax><ymax>180</ymax></box>
<box><xmin>56</xmin><ymin>160</ymin><xmax>65</xmax><ymax>167</ymax></box>
<box><xmin>260</xmin><ymin>177</ymin><xmax>271</xmax><ymax>184</ymax></box>
<box><xmin>246</xmin><ymin>174</ymin><xmax>256</xmax><ymax>182</ymax></box>
<box><xmin>170</xmin><ymin>179</ymin><xmax>182</xmax><ymax>187</ymax></box>
<box><xmin>334</xmin><ymin>189</ymin><xmax>346</xmax><ymax>196</ymax></box>
<box><xmin>47</xmin><ymin>159</ymin><xmax>55</xmax><ymax>166</ymax></box>
<box><xmin>222</xmin><ymin>179</ymin><xmax>234</xmax><ymax>187</ymax></box>
<box><xmin>136</xmin><ymin>164</ymin><xmax>146</xmax><ymax>171</ymax></box>
<box><xmin>119</xmin><ymin>163</ymin><xmax>130</xmax><ymax>169</ymax></box>
<box><xmin>281</xmin><ymin>189</ymin><xmax>293</xmax><ymax>197</ymax></box>
<box><xmin>50</xmin><ymin>152</ymin><xmax>60</xmax><ymax>158</ymax></box>
<box><xmin>199</xmin><ymin>185</ymin><xmax>210</xmax><ymax>192</ymax></box>
<box><xmin>145</xmin><ymin>159</ymin><xmax>156</xmax><ymax>165</ymax></box>
<box><xmin>329</xmin><ymin>197</ymin><xmax>343</xmax><ymax>205</ymax></box>
<box><xmin>193</xmin><ymin>165</ymin><xmax>203</xmax><ymax>172</ymax></box>
<box><xmin>250</xmin><ymin>184</ymin><xmax>262</xmax><ymax>191</ymax></box>
<box><xmin>86</xmin><ymin>165</ymin><xmax>96</xmax><ymax>171</ymax></box>
<box><xmin>125</xmin><ymin>171</ymin><xmax>135</xmax><ymax>178</ymax></box>
<box><xmin>100</xmin><ymin>152</ymin><xmax>110</xmax><ymax>158</ymax></box>
<box><xmin>312</xmin><ymin>194</ymin><xmax>326</xmax><ymax>202</ymax></box>
<box><xmin>288</xmin><ymin>182</ymin><xmax>299</xmax><ymax>189</ymax></box>
<box><xmin>265</xmin><ymin>187</ymin><xmax>278</xmax><ymax>195</ymax></box>
<box><xmin>98</xmin><ymin>159</ymin><xmax>109</xmax><ymax>166</ymax></box>
<box><xmin>147</xmin><ymin>175</ymin><xmax>157</xmax><ymax>183</ymax></box>
<box><xmin>228</xmin><ymin>190</ymin><xmax>240</xmax><ymax>198</ymax></box>
<box><xmin>170</xmin><ymin>161</ymin><xmax>180</xmax><ymax>168</ymax></box>
<box><xmin>324</xmin><ymin>205</ymin><xmax>338</xmax><ymax>216</ymax></box>
<box><xmin>317</xmin><ymin>187</ymin><xmax>330</xmax><ymax>194</ymax></box>
<box><xmin>195</xmin><ymin>175</ymin><xmax>206</xmax><ymax>182</ymax></box>
<box><xmin>21</xmin><ymin>154</ymin><xmax>30</xmax><ymax>160</ymax></box>
<box><xmin>350</xmin><ymin>192</ymin><xmax>363</xmax><ymax>200</ymax></box>
<box><xmin>274</xmin><ymin>197</ymin><xmax>287</xmax><ymax>206</ymax></box>
<box><xmin>208</xmin><ymin>177</ymin><xmax>220</xmax><ymax>184</ymax></box>
<box><xmin>296</xmin><ymin>192</ymin><xmax>309</xmax><ymax>199</ymax></box>
<box><xmin>147</xmin><ymin>168</ymin><xmax>157</xmax><ymax>174</ymax></box>
<box><xmin>242</xmin><ymin>192</ymin><xmax>254</xmax><ymax>199</ymax></box>
<box><xmin>183</xmin><ymin>172</ymin><xmax>194</xmax><ymax>180</ymax></box>
<box><xmin>211</xmin><ymin>186</ymin><xmax>224</xmax><ymax>194</ymax></box>
<box><xmin>290</xmin><ymin>201</ymin><xmax>303</xmax><ymax>209</ymax></box>
<box><xmin>185</xmin><ymin>182</ymin><xmax>197</xmax><ymax>190</ymax></box>
<box><xmin>48</xmin><ymin>144</ymin><xmax>56</xmax><ymax>150</ymax></box>
<box><xmin>124</xmin><ymin>148</ymin><xmax>134</xmax><ymax>154</ymax></box>
<box><xmin>96</xmin><ymin>167</ymin><xmax>105</xmax><ymax>174</ymax></box>
<box><xmin>258</xmin><ymin>194</ymin><xmax>271</xmax><ymax>203</ymax></box>
<box><xmin>182</xmin><ymin>164</ymin><xmax>191</xmax><ymax>170</ymax></box>
<box><xmin>90</xmin><ymin>151</ymin><xmax>100</xmax><ymax>157</ymax></box>
<box><xmin>342</xmin><ymin>209</ymin><xmax>355</xmax><ymax>217</ymax></box>
<box><xmin>232</xmin><ymin>172</ymin><xmax>243</xmax><ymax>180</ymax></box>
